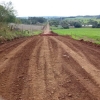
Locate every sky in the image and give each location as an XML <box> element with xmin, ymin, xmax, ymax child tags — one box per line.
<box><xmin>0</xmin><ymin>0</ymin><xmax>100</xmax><ymax>17</ymax></box>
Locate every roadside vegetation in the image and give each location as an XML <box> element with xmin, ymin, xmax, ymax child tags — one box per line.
<box><xmin>0</xmin><ymin>1</ymin><xmax>45</xmax><ymax>43</ymax></box>
<box><xmin>0</xmin><ymin>24</ymin><xmax>42</xmax><ymax>43</ymax></box>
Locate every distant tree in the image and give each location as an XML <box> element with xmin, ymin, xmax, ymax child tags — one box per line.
<box><xmin>97</xmin><ymin>15</ymin><xmax>100</xmax><ymax>19</ymax></box>
<box><xmin>88</xmin><ymin>20</ymin><xmax>99</xmax><ymax>28</ymax></box>
<box><xmin>92</xmin><ymin>23</ymin><xmax>100</xmax><ymax>28</ymax></box>
<box><xmin>0</xmin><ymin>5</ymin><xmax>7</xmax><ymax>22</ymax></box>
<box><xmin>61</xmin><ymin>20</ymin><xmax>69</xmax><ymax>29</ymax></box>
<box><xmin>28</xmin><ymin>17</ymin><xmax>46</xmax><ymax>24</ymax></box>
<box><xmin>19</xmin><ymin>18</ymin><xmax>30</xmax><ymax>24</ymax></box>
<box><xmin>49</xmin><ymin>20</ymin><xmax>59</xmax><ymax>27</ymax></box>
<box><xmin>38</xmin><ymin>17</ymin><xmax>46</xmax><ymax>23</ymax></box>
<box><xmin>69</xmin><ymin>21</ymin><xmax>75</xmax><ymax>26</ymax></box>
<box><xmin>97</xmin><ymin>23</ymin><xmax>100</xmax><ymax>28</ymax></box>
<box><xmin>74</xmin><ymin>22</ymin><xmax>82</xmax><ymax>28</ymax></box>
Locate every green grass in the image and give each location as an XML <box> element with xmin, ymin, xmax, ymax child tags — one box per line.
<box><xmin>53</xmin><ymin>28</ymin><xmax>100</xmax><ymax>44</ymax></box>
<box><xmin>33</xmin><ymin>30</ymin><xmax>42</xmax><ymax>35</ymax></box>
<box><xmin>0</xmin><ymin>29</ymin><xmax>42</xmax><ymax>42</ymax></box>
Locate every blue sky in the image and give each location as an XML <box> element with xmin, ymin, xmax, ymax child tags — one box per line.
<box><xmin>0</xmin><ymin>0</ymin><xmax>100</xmax><ymax>17</ymax></box>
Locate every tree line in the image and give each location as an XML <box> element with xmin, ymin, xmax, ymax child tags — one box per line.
<box><xmin>49</xmin><ymin>18</ymin><xmax>100</xmax><ymax>29</ymax></box>
<box><xmin>19</xmin><ymin>17</ymin><xmax>47</xmax><ymax>25</ymax></box>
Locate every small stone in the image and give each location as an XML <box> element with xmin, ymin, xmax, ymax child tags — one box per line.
<box><xmin>63</xmin><ymin>55</ymin><xmax>67</xmax><ymax>57</ymax></box>
<box><xmin>67</xmin><ymin>56</ymin><xmax>70</xmax><ymax>58</ymax></box>
<box><xmin>53</xmin><ymin>88</ymin><xmax>56</xmax><ymax>90</ymax></box>
<box><xmin>1</xmin><ymin>84</ymin><xmax>4</xmax><ymax>86</ymax></box>
<box><xmin>76</xmin><ymin>79</ymin><xmax>80</xmax><ymax>81</ymax></box>
<box><xmin>28</xmin><ymin>79</ymin><xmax>32</xmax><ymax>81</ymax></box>
<box><xmin>16</xmin><ymin>85</ymin><xmax>19</xmax><ymax>87</ymax></box>
<box><xmin>22</xmin><ymin>93</ymin><xmax>25</xmax><ymax>95</ymax></box>
<box><xmin>67</xmin><ymin>80</ymin><xmax>71</xmax><ymax>83</ymax></box>
<box><xmin>51</xmin><ymin>91</ymin><xmax>54</xmax><ymax>94</ymax></box>
<box><xmin>68</xmin><ymin>93</ymin><xmax>72</xmax><ymax>97</ymax></box>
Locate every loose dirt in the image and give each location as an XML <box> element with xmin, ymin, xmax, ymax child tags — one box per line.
<box><xmin>0</xmin><ymin>25</ymin><xmax>100</xmax><ymax>100</ymax></box>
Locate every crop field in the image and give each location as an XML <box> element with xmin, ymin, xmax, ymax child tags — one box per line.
<box><xmin>53</xmin><ymin>28</ymin><xmax>100</xmax><ymax>44</ymax></box>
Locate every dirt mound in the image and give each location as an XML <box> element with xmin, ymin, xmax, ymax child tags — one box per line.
<box><xmin>79</xmin><ymin>39</ymin><xmax>100</xmax><ymax>48</ymax></box>
<box><xmin>40</xmin><ymin>31</ymin><xmax>59</xmax><ymax>36</ymax></box>
<box><xmin>61</xmin><ymin>36</ymin><xmax>100</xmax><ymax>48</ymax></box>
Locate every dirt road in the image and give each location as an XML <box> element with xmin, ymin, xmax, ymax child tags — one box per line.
<box><xmin>0</xmin><ymin>29</ymin><xmax>100</xmax><ymax>100</ymax></box>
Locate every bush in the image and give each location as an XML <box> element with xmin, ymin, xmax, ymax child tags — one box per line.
<box><xmin>74</xmin><ymin>22</ymin><xmax>82</xmax><ymax>28</ymax></box>
<box><xmin>92</xmin><ymin>23</ymin><xmax>100</xmax><ymax>28</ymax></box>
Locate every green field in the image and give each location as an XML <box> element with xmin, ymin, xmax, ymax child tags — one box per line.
<box><xmin>53</xmin><ymin>28</ymin><xmax>100</xmax><ymax>44</ymax></box>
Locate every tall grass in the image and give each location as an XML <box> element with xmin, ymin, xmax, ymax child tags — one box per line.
<box><xmin>0</xmin><ymin>23</ymin><xmax>42</xmax><ymax>42</ymax></box>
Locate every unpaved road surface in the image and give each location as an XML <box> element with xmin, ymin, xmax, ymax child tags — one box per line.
<box><xmin>0</xmin><ymin>32</ymin><xmax>100</xmax><ymax>100</ymax></box>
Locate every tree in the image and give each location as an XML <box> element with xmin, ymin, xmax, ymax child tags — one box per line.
<box><xmin>28</xmin><ymin>17</ymin><xmax>46</xmax><ymax>24</ymax></box>
<box><xmin>92</xmin><ymin>23</ymin><xmax>100</xmax><ymax>28</ymax></box>
<box><xmin>49</xmin><ymin>20</ymin><xmax>59</xmax><ymax>27</ymax></box>
<box><xmin>87</xmin><ymin>20</ymin><xmax>99</xmax><ymax>28</ymax></box>
<box><xmin>0</xmin><ymin>1</ymin><xmax>16</xmax><ymax>23</ymax></box>
<box><xmin>0</xmin><ymin>5</ymin><xmax>8</xmax><ymax>22</ymax></box>
<box><xmin>61</xmin><ymin>20</ymin><xmax>69</xmax><ymax>29</ymax></box>
<box><xmin>74</xmin><ymin>22</ymin><xmax>82</xmax><ymax>28</ymax></box>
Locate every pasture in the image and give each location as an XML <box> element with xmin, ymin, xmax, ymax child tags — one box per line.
<box><xmin>53</xmin><ymin>28</ymin><xmax>100</xmax><ymax>44</ymax></box>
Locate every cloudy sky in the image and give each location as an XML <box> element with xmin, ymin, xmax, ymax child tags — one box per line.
<box><xmin>0</xmin><ymin>0</ymin><xmax>100</xmax><ymax>17</ymax></box>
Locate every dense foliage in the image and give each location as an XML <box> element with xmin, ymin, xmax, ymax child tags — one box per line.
<box><xmin>48</xmin><ymin>17</ymin><xmax>83</xmax><ymax>29</ymax></box>
<box><xmin>60</xmin><ymin>20</ymin><xmax>69</xmax><ymax>29</ymax></box>
<box><xmin>19</xmin><ymin>17</ymin><xmax>47</xmax><ymax>24</ymax></box>
<box><xmin>0</xmin><ymin>1</ymin><xmax>16</xmax><ymax>23</ymax></box>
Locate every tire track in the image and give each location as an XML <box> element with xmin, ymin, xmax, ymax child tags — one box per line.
<box><xmin>51</xmin><ymin>36</ymin><xmax>100</xmax><ymax>86</ymax></box>
<box><xmin>0</xmin><ymin>37</ymin><xmax>33</xmax><ymax>73</ymax></box>
<box><xmin>57</xmin><ymin>36</ymin><xmax>100</xmax><ymax>70</ymax></box>
<box><xmin>48</xmin><ymin>38</ymin><xmax>71</xmax><ymax>100</ymax></box>
<box><xmin>43</xmin><ymin>37</ymin><xmax>59</xmax><ymax>100</ymax></box>
<box><xmin>0</xmin><ymin>36</ymin><xmax>41</xmax><ymax>100</ymax></box>
<box><xmin>27</xmin><ymin>37</ymin><xmax>47</xmax><ymax>100</ymax></box>
<box><xmin>50</xmin><ymin>36</ymin><xmax>100</xmax><ymax>100</ymax></box>
<box><xmin>48</xmin><ymin>37</ymin><xmax>98</xmax><ymax>100</ymax></box>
